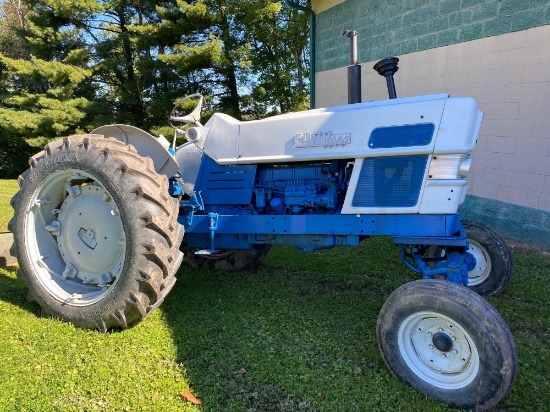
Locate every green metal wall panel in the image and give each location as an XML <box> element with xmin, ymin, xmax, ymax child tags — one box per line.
<box><xmin>459</xmin><ymin>195</ymin><xmax>550</xmax><ymax>249</ymax></box>
<box><xmin>316</xmin><ymin>0</ymin><xmax>550</xmax><ymax>72</ymax></box>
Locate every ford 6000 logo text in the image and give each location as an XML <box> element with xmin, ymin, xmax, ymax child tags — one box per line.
<box><xmin>294</xmin><ymin>132</ymin><xmax>351</xmax><ymax>148</ymax></box>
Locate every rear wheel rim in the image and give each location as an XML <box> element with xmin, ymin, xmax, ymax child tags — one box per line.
<box><xmin>24</xmin><ymin>169</ymin><xmax>125</xmax><ymax>306</ymax></box>
<box><xmin>398</xmin><ymin>311</ymin><xmax>480</xmax><ymax>389</ymax></box>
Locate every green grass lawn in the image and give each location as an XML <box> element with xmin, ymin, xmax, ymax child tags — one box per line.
<box><xmin>0</xmin><ymin>179</ymin><xmax>18</xmax><ymax>232</ymax></box>
<box><xmin>1</xmin><ymin>179</ymin><xmax>549</xmax><ymax>411</ymax></box>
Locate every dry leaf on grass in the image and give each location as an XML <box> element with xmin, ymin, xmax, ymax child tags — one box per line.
<box><xmin>234</xmin><ymin>368</ymin><xmax>247</xmax><ymax>375</ymax></box>
<box><xmin>181</xmin><ymin>390</ymin><xmax>202</xmax><ymax>405</ymax></box>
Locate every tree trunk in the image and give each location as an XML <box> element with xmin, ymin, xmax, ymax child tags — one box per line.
<box><xmin>118</xmin><ymin>8</ymin><xmax>146</xmax><ymax>122</ymax></box>
<box><xmin>220</xmin><ymin>18</ymin><xmax>241</xmax><ymax>118</ymax></box>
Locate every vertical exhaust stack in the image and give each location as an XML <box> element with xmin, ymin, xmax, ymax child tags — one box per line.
<box><xmin>342</xmin><ymin>29</ymin><xmax>361</xmax><ymax>104</ymax></box>
<box><xmin>374</xmin><ymin>57</ymin><xmax>399</xmax><ymax>99</ymax></box>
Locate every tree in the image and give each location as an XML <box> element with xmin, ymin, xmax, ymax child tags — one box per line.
<box><xmin>0</xmin><ymin>0</ymin><xmax>310</xmax><ymax>177</ymax></box>
<box><xmin>0</xmin><ymin>54</ymin><xmax>93</xmax><ymax>135</ymax></box>
<box><xmin>243</xmin><ymin>0</ymin><xmax>310</xmax><ymax>116</ymax></box>
<box><xmin>157</xmin><ymin>0</ymin><xmax>310</xmax><ymax>118</ymax></box>
<box><xmin>0</xmin><ymin>0</ymin><xmax>101</xmax><ymax>138</ymax></box>
<box><xmin>136</xmin><ymin>0</ymin><xmax>224</xmax><ymax>125</ymax></box>
<box><xmin>0</xmin><ymin>0</ymin><xmax>29</xmax><ymax>59</ymax></box>
<box><xmin>0</xmin><ymin>0</ymin><xmax>97</xmax><ymax>176</ymax></box>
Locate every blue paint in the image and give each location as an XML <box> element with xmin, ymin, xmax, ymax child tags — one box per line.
<box><xmin>182</xmin><ymin>146</ymin><xmax>478</xmax><ymax>279</ymax></box>
<box><xmin>270</xmin><ymin>197</ymin><xmax>285</xmax><ymax>213</ymax></box>
<box><xmin>185</xmin><ymin>232</ymin><xmax>361</xmax><ymax>253</ymax></box>
<box><xmin>194</xmin><ymin>155</ymin><xmax>256</xmax><ymax>205</ymax></box>
<box><xmin>402</xmin><ymin>247</ymin><xmax>470</xmax><ymax>286</ymax></box>
<box><xmin>255</xmin><ymin>163</ymin><xmax>341</xmax><ymax>213</ymax></box>
<box><xmin>368</xmin><ymin>123</ymin><xmax>435</xmax><ymax>149</ymax></box>
<box><xmin>179</xmin><ymin>213</ymin><xmax>463</xmax><ymax>239</ymax></box>
<box><xmin>168</xmin><ymin>178</ymin><xmax>184</xmax><ymax>196</ymax></box>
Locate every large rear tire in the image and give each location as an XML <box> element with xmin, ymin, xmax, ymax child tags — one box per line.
<box><xmin>9</xmin><ymin>135</ymin><xmax>184</xmax><ymax>331</ymax></box>
<box><xmin>377</xmin><ymin>279</ymin><xmax>517</xmax><ymax>411</ymax></box>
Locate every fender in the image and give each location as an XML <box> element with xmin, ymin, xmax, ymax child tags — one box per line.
<box><xmin>90</xmin><ymin>124</ymin><xmax>179</xmax><ymax>178</ymax></box>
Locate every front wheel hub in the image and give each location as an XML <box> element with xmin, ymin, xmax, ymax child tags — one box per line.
<box><xmin>398</xmin><ymin>311</ymin><xmax>480</xmax><ymax>389</ymax></box>
<box><xmin>432</xmin><ymin>332</ymin><xmax>453</xmax><ymax>352</ymax></box>
<box><xmin>466</xmin><ymin>240</ymin><xmax>491</xmax><ymax>286</ymax></box>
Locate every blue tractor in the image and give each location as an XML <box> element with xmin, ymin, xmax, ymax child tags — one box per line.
<box><xmin>10</xmin><ymin>60</ymin><xmax>516</xmax><ymax>411</ymax></box>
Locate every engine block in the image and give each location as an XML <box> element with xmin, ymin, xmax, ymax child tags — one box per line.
<box><xmin>254</xmin><ymin>163</ymin><xmax>343</xmax><ymax>214</ymax></box>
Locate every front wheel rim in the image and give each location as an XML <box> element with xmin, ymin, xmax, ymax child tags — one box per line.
<box><xmin>398</xmin><ymin>311</ymin><xmax>480</xmax><ymax>389</ymax></box>
<box><xmin>24</xmin><ymin>169</ymin><xmax>126</xmax><ymax>306</ymax></box>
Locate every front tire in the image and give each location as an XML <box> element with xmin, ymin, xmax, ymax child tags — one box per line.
<box><xmin>10</xmin><ymin>135</ymin><xmax>184</xmax><ymax>331</ymax></box>
<box><xmin>377</xmin><ymin>280</ymin><xmax>517</xmax><ymax>411</ymax></box>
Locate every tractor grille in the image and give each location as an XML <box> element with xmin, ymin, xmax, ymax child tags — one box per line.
<box><xmin>352</xmin><ymin>155</ymin><xmax>428</xmax><ymax>207</ymax></box>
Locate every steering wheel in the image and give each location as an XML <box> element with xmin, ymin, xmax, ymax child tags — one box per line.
<box><xmin>168</xmin><ymin>94</ymin><xmax>205</xmax><ymax>130</ymax></box>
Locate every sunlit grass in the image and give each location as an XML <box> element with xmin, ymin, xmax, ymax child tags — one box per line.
<box><xmin>0</xmin><ymin>179</ymin><xmax>18</xmax><ymax>232</ymax></box>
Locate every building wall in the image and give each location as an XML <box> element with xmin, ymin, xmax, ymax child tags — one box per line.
<box><xmin>315</xmin><ymin>0</ymin><xmax>550</xmax><ymax>72</ymax></box>
<box><xmin>312</xmin><ymin>0</ymin><xmax>550</xmax><ymax>247</ymax></box>
<box><xmin>312</xmin><ymin>0</ymin><xmax>345</xmax><ymax>14</ymax></box>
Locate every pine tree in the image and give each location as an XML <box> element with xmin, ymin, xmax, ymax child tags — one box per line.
<box><xmin>0</xmin><ymin>0</ymin><xmax>29</xmax><ymax>59</ymax></box>
<box><xmin>0</xmin><ymin>0</ymin><xmax>103</xmax><ymax>134</ymax></box>
<box><xmin>244</xmin><ymin>0</ymin><xmax>310</xmax><ymax>116</ymax></box>
<box><xmin>0</xmin><ymin>0</ymin><xmax>311</xmax><ymax>177</ymax></box>
<box><xmin>156</xmin><ymin>0</ymin><xmax>310</xmax><ymax>119</ymax></box>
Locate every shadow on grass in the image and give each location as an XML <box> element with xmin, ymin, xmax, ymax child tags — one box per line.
<box><xmin>158</xmin><ymin>241</ymin><xmax>439</xmax><ymax>411</ymax></box>
<box><xmin>159</xmin><ymin>241</ymin><xmax>550</xmax><ymax>411</ymax></box>
<box><xmin>0</xmin><ymin>266</ymin><xmax>41</xmax><ymax>316</ymax></box>
<box><xmin>7</xmin><ymin>239</ymin><xmax>549</xmax><ymax>410</ymax></box>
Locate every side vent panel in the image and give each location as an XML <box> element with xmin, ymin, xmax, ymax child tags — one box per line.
<box><xmin>195</xmin><ymin>155</ymin><xmax>256</xmax><ymax>205</ymax></box>
<box><xmin>352</xmin><ymin>156</ymin><xmax>428</xmax><ymax>207</ymax></box>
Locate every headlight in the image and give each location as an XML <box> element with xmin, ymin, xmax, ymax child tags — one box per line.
<box><xmin>428</xmin><ymin>154</ymin><xmax>470</xmax><ymax>179</ymax></box>
<box><xmin>459</xmin><ymin>157</ymin><xmax>471</xmax><ymax>179</ymax></box>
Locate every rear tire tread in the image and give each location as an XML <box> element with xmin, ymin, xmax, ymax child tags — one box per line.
<box><xmin>11</xmin><ymin>134</ymin><xmax>184</xmax><ymax>331</ymax></box>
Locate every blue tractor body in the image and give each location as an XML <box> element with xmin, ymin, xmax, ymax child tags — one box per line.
<box><xmin>169</xmin><ymin>92</ymin><xmax>480</xmax><ymax>285</ymax></box>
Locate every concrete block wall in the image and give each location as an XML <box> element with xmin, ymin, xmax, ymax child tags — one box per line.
<box><xmin>315</xmin><ymin>0</ymin><xmax>550</xmax><ymax>72</ymax></box>
<box><xmin>315</xmin><ymin>24</ymin><xmax>550</xmax><ymax>213</ymax></box>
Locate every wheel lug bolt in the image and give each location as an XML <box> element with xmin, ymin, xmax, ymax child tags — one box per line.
<box><xmin>453</xmin><ymin>350</ymin><xmax>458</xmax><ymax>354</ymax></box>
<box><xmin>441</xmin><ymin>353</ymin><xmax>447</xmax><ymax>358</ymax></box>
<box><xmin>429</xmin><ymin>344</ymin><xmax>434</xmax><ymax>349</ymax></box>
<box><xmin>438</xmin><ymin>327</ymin><xmax>444</xmax><ymax>332</ymax></box>
<box><xmin>427</xmin><ymin>332</ymin><xmax>432</xmax><ymax>337</ymax></box>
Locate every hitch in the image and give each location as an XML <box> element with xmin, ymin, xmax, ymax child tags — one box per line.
<box><xmin>195</xmin><ymin>212</ymin><xmax>220</xmax><ymax>256</ymax></box>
